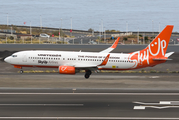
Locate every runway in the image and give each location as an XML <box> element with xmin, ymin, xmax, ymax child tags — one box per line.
<box><xmin>1</xmin><ymin>88</ymin><xmax>179</xmax><ymax>120</ymax></box>
<box><xmin>0</xmin><ymin>72</ymin><xmax>179</xmax><ymax>89</ymax></box>
<box><xmin>0</xmin><ymin>44</ymin><xmax>179</xmax><ymax>53</ymax></box>
<box><xmin>0</xmin><ymin>72</ymin><xmax>179</xmax><ymax>120</ymax></box>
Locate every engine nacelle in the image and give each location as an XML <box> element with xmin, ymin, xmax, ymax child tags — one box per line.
<box><xmin>58</xmin><ymin>66</ymin><xmax>76</xmax><ymax>74</ymax></box>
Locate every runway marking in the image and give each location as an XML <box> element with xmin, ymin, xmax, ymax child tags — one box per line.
<box><xmin>91</xmin><ymin>76</ymin><xmax>160</xmax><ymax>79</ymax></box>
<box><xmin>0</xmin><ymin>104</ymin><xmax>83</xmax><ymax>107</ymax></box>
<box><xmin>149</xmin><ymin>76</ymin><xmax>160</xmax><ymax>78</ymax></box>
<box><xmin>134</xmin><ymin>101</ymin><xmax>179</xmax><ymax>110</ymax></box>
<box><xmin>133</xmin><ymin>106</ymin><xmax>145</xmax><ymax>109</ymax></box>
<box><xmin>160</xmin><ymin>101</ymin><xmax>171</xmax><ymax>104</ymax></box>
<box><xmin>0</xmin><ymin>93</ymin><xmax>179</xmax><ymax>95</ymax></box>
<box><xmin>0</xmin><ymin>117</ymin><xmax>179</xmax><ymax>119</ymax></box>
<box><xmin>134</xmin><ymin>101</ymin><xmax>179</xmax><ymax>105</ymax></box>
<box><xmin>134</xmin><ymin>105</ymin><xmax>179</xmax><ymax>109</ymax></box>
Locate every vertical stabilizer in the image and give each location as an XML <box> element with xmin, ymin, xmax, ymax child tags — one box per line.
<box><xmin>145</xmin><ymin>25</ymin><xmax>173</xmax><ymax>58</ymax></box>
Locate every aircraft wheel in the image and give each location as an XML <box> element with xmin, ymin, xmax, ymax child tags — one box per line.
<box><xmin>84</xmin><ymin>74</ymin><xmax>90</xmax><ymax>79</ymax></box>
<box><xmin>86</xmin><ymin>70</ymin><xmax>92</xmax><ymax>75</ymax></box>
<box><xmin>20</xmin><ymin>70</ymin><xmax>23</xmax><ymax>74</ymax></box>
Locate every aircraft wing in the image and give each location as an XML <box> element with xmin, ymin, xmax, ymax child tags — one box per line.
<box><xmin>99</xmin><ymin>37</ymin><xmax>120</xmax><ymax>53</ymax></box>
<box><xmin>74</xmin><ymin>54</ymin><xmax>110</xmax><ymax>69</ymax></box>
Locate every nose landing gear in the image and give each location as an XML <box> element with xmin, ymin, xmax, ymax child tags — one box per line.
<box><xmin>20</xmin><ymin>69</ymin><xmax>23</xmax><ymax>74</ymax></box>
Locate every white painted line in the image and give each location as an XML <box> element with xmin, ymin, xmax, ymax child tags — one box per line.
<box><xmin>133</xmin><ymin>101</ymin><xmax>159</xmax><ymax>105</ymax></box>
<box><xmin>160</xmin><ymin>101</ymin><xmax>171</xmax><ymax>105</ymax></box>
<box><xmin>149</xmin><ymin>76</ymin><xmax>160</xmax><ymax>78</ymax></box>
<box><xmin>134</xmin><ymin>105</ymin><xmax>179</xmax><ymax>109</ymax></box>
<box><xmin>133</xmin><ymin>106</ymin><xmax>145</xmax><ymax>110</ymax></box>
<box><xmin>159</xmin><ymin>101</ymin><xmax>179</xmax><ymax>105</ymax></box>
<box><xmin>0</xmin><ymin>117</ymin><xmax>179</xmax><ymax>119</ymax></box>
<box><xmin>0</xmin><ymin>104</ymin><xmax>83</xmax><ymax>106</ymax></box>
<box><xmin>0</xmin><ymin>93</ymin><xmax>179</xmax><ymax>95</ymax></box>
<box><xmin>92</xmin><ymin>76</ymin><xmax>147</xmax><ymax>79</ymax></box>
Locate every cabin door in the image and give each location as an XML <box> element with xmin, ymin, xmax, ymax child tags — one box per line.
<box><xmin>22</xmin><ymin>54</ymin><xmax>27</xmax><ymax>62</ymax></box>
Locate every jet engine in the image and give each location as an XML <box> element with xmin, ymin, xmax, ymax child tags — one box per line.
<box><xmin>58</xmin><ymin>66</ymin><xmax>76</xmax><ymax>74</ymax></box>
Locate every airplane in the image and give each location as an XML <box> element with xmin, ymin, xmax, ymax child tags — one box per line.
<box><xmin>4</xmin><ymin>25</ymin><xmax>174</xmax><ymax>79</ymax></box>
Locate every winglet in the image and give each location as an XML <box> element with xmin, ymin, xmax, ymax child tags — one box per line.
<box><xmin>111</xmin><ymin>37</ymin><xmax>120</xmax><ymax>48</ymax></box>
<box><xmin>100</xmin><ymin>37</ymin><xmax>120</xmax><ymax>53</ymax></box>
<box><xmin>98</xmin><ymin>54</ymin><xmax>110</xmax><ymax>66</ymax></box>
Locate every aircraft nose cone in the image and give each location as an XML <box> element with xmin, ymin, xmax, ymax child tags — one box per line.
<box><xmin>4</xmin><ymin>57</ymin><xmax>11</xmax><ymax>63</ymax></box>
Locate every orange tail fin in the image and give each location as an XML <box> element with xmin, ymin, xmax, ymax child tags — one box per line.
<box><xmin>145</xmin><ymin>25</ymin><xmax>173</xmax><ymax>58</ymax></box>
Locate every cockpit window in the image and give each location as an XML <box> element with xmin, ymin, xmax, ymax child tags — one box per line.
<box><xmin>12</xmin><ymin>55</ymin><xmax>17</xmax><ymax>57</ymax></box>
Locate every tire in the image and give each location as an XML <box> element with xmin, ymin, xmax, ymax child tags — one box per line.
<box><xmin>84</xmin><ymin>74</ymin><xmax>90</xmax><ymax>79</ymax></box>
<box><xmin>86</xmin><ymin>70</ymin><xmax>92</xmax><ymax>75</ymax></box>
<box><xmin>20</xmin><ymin>70</ymin><xmax>23</xmax><ymax>74</ymax></box>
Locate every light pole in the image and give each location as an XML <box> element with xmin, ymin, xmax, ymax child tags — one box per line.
<box><xmin>7</xmin><ymin>13</ymin><xmax>8</xmax><ymax>27</ymax></box>
<box><xmin>61</xmin><ymin>18</ymin><xmax>62</xmax><ymax>29</ymax></box>
<box><xmin>137</xmin><ymin>28</ymin><xmax>139</xmax><ymax>44</ymax></box>
<box><xmin>101</xmin><ymin>19</ymin><xmax>103</xmax><ymax>36</ymax></box>
<box><xmin>30</xmin><ymin>21</ymin><xmax>32</xmax><ymax>44</ymax></box>
<box><xmin>30</xmin><ymin>21</ymin><xmax>32</xmax><ymax>35</ymax></box>
<box><xmin>104</xmin><ymin>27</ymin><xmax>106</xmax><ymax>44</ymax></box>
<box><xmin>152</xmin><ymin>20</ymin><xmax>154</xmax><ymax>37</ymax></box>
<box><xmin>70</xmin><ymin>17</ymin><xmax>72</xmax><ymax>37</ymax></box>
<box><xmin>40</xmin><ymin>15</ymin><xmax>42</xmax><ymax>29</ymax></box>
<box><xmin>159</xmin><ymin>22</ymin><xmax>160</xmax><ymax>33</ymax></box>
<box><xmin>11</xmin><ymin>26</ymin><xmax>12</xmax><ymax>36</ymax></box>
<box><xmin>61</xmin><ymin>18</ymin><xmax>64</xmax><ymax>44</ymax></box>
<box><xmin>126</xmin><ymin>21</ymin><xmax>128</xmax><ymax>33</ymax></box>
<box><xmin>99</xmin><ymin>24</ymin><xmax>101</xmax><ymax>44</ymax></box>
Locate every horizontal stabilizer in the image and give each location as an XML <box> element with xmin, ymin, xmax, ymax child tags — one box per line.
<box><xmin>165</xmin><ymin>52</ymin><xmax>174</xmax><ymax>57</ymax></box>
<box><xmin>153</xmin><ymin>58</ymin><xmax>172</xmax><ymax>61</ymax></box>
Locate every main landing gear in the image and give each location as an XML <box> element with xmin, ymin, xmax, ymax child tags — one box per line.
<box><xmin>84</xmin><ymin>70</ymin><xmax>92</xmax><ymax>79</ymax></box>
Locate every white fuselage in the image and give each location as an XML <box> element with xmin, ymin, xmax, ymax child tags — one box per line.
<box><xmin>5</xmin><ymin>50</ymin><xmax>136</xmax><ymax>70</ymax></box>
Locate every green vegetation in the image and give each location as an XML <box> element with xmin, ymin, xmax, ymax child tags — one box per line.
<box><xmin>105</xmin><ymin>30</ymin><xmax>120</xmax><ymax>32</ymax></box>
<box><xmin>139</xmin><ymin>34</ymin><xmax>143</xmax><ymax>37</ymax></box>
<box><xmin>88</xmin><ymin>28</ymin><xmax>94</xmax><ymax>31</ymax></box>
<box><xmin>123</xmin><ymin>37</ymin><xmax>128</xmax><ymax>41</ymax></box>
<box><xmin>145</xmin><ymin>36</ymin><xmax>148</xmax><ymax>40</ymax></box>
<box><xmin>52</xmin><ymin>30</ymin><xmax>66</xmax><ymax>37</ymax></box>
<box><xmin>127</xmin><ymin>35</ymin><xmax>137</xmax><ymax>38</ymax></box>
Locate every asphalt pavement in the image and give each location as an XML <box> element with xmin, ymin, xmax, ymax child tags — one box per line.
<box><xmin>1</xmin><ymin>88</ymin><xmax>179</xmax><ymax>119</ymax></box>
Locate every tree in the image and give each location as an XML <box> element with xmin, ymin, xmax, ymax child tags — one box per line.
<box><xmin>145</xmin><ymin>36</ymin><xmax>148</xmax><ymax>40</ymax></box>
<box><xmin>9</xmin><ymin>36</ymin><xmax>14</xmax><ymax>40</ymax></box>
<box><xmin>123</xmin><ymin>37</ymin><xmax>128</xmax><ymax>41</ymax></box>
<box><xmin>139</xmin><ymin>34</ymin><xmax>142</xmax><ymax>37</ymax></box>
<box><xmin>88</xmin><ymin>28</ymin><xmax>94</xmax><ymax>31</ymax></box>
